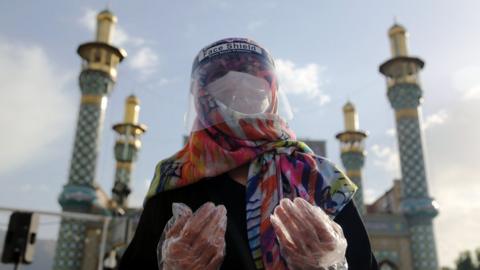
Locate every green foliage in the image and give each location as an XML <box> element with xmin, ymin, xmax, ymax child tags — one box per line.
<box><xmin>476</xmin><ymin>249</ymin><xmax>480</xmax><ymax>270</ymax></box>
<box><xmin>453</xmin><ymin>249</ymin><xmax>480</xmax><ymax>270</ymax></box>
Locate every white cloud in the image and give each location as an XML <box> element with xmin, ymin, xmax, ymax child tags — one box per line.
<box><xmin>420</xmin><ymin>98</ymin><xmax>480</xmax><ymax>267</ymax></box>
<box><xmin>452</xmin><ymin>66</ymin><xmax>480</xmax><ymax>99</ymax></box>
<box><xmin>370</xmin><ymin>144</ymin><xmax>400</xmax><ymax>174</ymax></box>
<box><xmin>113</xmin><ymin>27</ymin><xmax>129</xmax><ymax>46</ymax></box>
<box><xmin>128</xmin><ymin>47</ymin><xmax>159</xmax><ymax>78</ymax></box>
<box><xmin>371</xmin><ymin>99</ymin><xmax>480</xmax><ymax>267</ymax></box>
<box><xmin>113</xmin><ymin>27</ymin><xmax>146</xmax><ymax>47</ymax></box>
<box><xmin>386</xmin><ymin>128</ymin><xmax>396</xmax><ymax>137</ymax></box>
<box><xmin>0</xmin><ymin>37</ymin><xmax>75</xmax><ymax>174</ymax></box>
<box><xmin>275</xmin><ymin>59</ymin><xmax>330</xmax><ymax>105</ymax></box>
<box><xmin>79</xmin><ymin>8</ymin><xmax>96</xmax><ymax>32</ymax></box>
<box><xmin>422</xmin><ymin>109</ymin><xmax>448</xmax><ymax>130</ymax></box>
<box><xmin>364</xmin><ymin>188</ymin><xmax>378</xmax><ymax>204</ymax></box>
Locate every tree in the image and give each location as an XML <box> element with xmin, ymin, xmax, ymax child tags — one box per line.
<box><xmin>456</xmin><ymin>251</ymin><xmax>477</xmax><ymax>270</ymax></box>
<box><xmin>476</xmin><ymin>248</ymin><xmax>480</xmax><ymax>270</ymax></box>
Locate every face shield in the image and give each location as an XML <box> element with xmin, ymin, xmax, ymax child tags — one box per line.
<box><xmin>185</xmin><ymin>38</ymin><xmax>293</xmax><ymax>133</ymax></box>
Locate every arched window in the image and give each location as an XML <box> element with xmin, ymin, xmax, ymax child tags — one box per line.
<box><xmin>379</xmin><ymin>260</ymin><xmax>397</xmax><ymax>270</ymax></box>
<box><xmin>105</xmin><ymin>53</ymin><xmax>111</xmax><ymax>65</ymax></box>
<box><xmin>94</xmin><ymin>49</ymin><xmax>101</xmax><ymax>62</ymax></box>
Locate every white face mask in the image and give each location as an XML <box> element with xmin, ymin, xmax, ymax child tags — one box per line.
<box><xmin>205</xmin><ymin>71</ymin><xmax>272</xmax><ymax>114</ymax></box>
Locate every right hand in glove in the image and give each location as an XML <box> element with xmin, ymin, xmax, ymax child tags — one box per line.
<box><xmin>270</xmin><ymin>198</ymin><xmax>348</xmax><ymax>270</ymax></box>
<box><xmin>159</xmin><ymin>202</ymin><xmax>227</xmax><ymax>270</ymax></box>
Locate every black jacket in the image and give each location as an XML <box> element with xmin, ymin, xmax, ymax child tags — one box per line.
<box><xmin>119</xmin><ymin>174</ymin><xmax>378</xmax><ymax>270</ymax></box>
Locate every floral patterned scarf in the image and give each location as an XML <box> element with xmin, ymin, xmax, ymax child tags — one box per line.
<box><xmin>145</xmin><ymin>107</ymin><xmax>357</xmax><ymax>270</ymax></box>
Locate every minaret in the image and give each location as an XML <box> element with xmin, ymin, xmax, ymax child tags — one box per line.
<box><xmin>54</xmin><ymin>10</ymin><xmax>126</xmax><ymax>270</ymax></box>
<box><xmin>111</xmin><ymin>95</ymin><xmax>147</xmax><ymax>209</ymax></box>
<box><xmin>335</xmin><ymin>102</ymin><xmax>367</xmax><ymax>215</ymax></box>
<box><xmin>379</xmin><ymin>24</ymin><xmax>439</xmax><ymax>270</ymax></box>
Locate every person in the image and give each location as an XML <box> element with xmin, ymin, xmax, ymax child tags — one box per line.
<box><xmin>119</xmin><ymin>38</ymin><xmax>378</xmax><ymax>270</ymax></box>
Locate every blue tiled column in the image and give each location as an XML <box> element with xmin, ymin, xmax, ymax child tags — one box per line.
<box><xmin>388</xmin><ymin>83</ymin><xmax>439</xmax><ymax>270</ymax></box>
<box><xmin>340</xmin><ymin>151</ymin><xmax>365</xmax><ymax>215</ymax></box>
<box><xmin>53</xmin><ymin>70</ymin><xmax>114</xmax><ymax>270</ymax></box>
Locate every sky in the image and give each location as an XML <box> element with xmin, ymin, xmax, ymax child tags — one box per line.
<box><xmin>0</xmin><ymin>0</ymin><xmax>479</xmax><ymax>267</ymax></box>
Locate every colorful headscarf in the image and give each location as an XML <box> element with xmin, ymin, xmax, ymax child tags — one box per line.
<box><xmin>146</xmin><ymin>38</ymin><xmax>357</xmax><ymax>270</ymax></box>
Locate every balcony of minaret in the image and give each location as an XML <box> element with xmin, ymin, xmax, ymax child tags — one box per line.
<box><xmin>337</xmin><ymin>133</ymin><xmax>366</xmax><ymax>154</ymax></box>
<box><xmin>380</xmin><ymin>58</ymin><xmax>424</xmax><ymax>88</ymax></box>
<box><xmin>77</xmin><ymin>10</ymin><xmax>126</xmax><ymax>80</ymax></box>
<box><xmin>380</xmin><ymin>23</ymin><xmax>425</xmax><ymax>88</ymax></box>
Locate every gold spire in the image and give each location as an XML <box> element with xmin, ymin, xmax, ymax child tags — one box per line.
<box><xmin>388</xmin><ymin>23</ymin><xmax>409</xmax><ymax>57</ymax></box>
<box><xmin>113</xmin><ymin>95</ymin><xmax>147</xmax><ymax>136</ymax></box>
<box><xmin>96</xmin><ymin>9</ymin><xmax>117</xmax><ymax>44</ymax></box>
<box><xmin>336</xmin><ymin>100</ymin><xmax>367</xmax><ymax>153</ymax></box>
<box><xmin>343</xmin><ymin>101</ymin><xmax>358</xmax><ymax>131</ymax></box>
<box><xmin>111</xmin><ymin>94</ymin><xmax>147</xmax><ymax>209</ymax></box>
<box><xmin>380</xmin><ymin>23</ymin><xmax>424</xmax><ymax>88</ymax></box>
<box><xmin>124</xmin><ymin>95</ymin><xmax>140</xmax><ymax>124</ymax></box>
<box><xmin>77</xmin><ymin>9</ymin><xmax>126</xmax><ymax>80</ymax></box>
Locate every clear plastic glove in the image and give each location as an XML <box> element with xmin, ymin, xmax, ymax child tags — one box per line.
<box><xmin>157</xmin><ymin>202</ymin><xmax>227</xmax><ymax>270</ymax></box>
<box><xmin>270</xmin><ymin>198</ymin><xmax>348</xmax><ymax>270</ymax></box>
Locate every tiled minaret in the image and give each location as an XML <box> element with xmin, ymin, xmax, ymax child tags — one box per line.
<box><xmin>54</xmin><ymin>10</ymin><xmax>126</xmax><ymax>270</ymax></box>
<box><xmin>111</xmin><ymin>95</ymin><xmax>147</xmax><ymax>209</ymax></box>
<box><xmin>336</xmin><ymin>102</ymin><xmax>367</xmax><ymax>215</ymax></box>
<box><xmin>379</xmin><ymin>23</ymin><xmax>439</xmax><ymax>270</ymax></box>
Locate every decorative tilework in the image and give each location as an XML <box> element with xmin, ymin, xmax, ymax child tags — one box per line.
<box><xmin>79</xmin><ymin>70</ymin><xmax>114</xmax><ymax>96</ymax></box>
<box><xmin>387</xmin><ymin>83</ymin><xmax>422</xmax><ymax>110</ymax></box>
<box><xmin>114</xmin><ymin>143</ymin><xmax>138</xmax><ymax>162</ymax></box>
<box><xmin>112</xmin><ymin>167</ymin><xmax>132</xmax><ymax>206</ymax></box>
<box><xmin>375</xmin><ymin>250</ymin><xmax>399</xmax><ymax>265</ymax></box>
<box><xmin>388</xmin><ymin>82</ymin><xmax>439</xmax><ymax>270</ymax></box>
<box><xmin>401</xmin><ymin>197</ymin><xmax>439</xmax><ymax>218</ymax></box>
<box><xmin>67</xmin><ymin>103</ymin><xmax>102</xmax><ymax>187</ymax></box>
<box><xmin>396</xmin><ymin>116</ymin><xmax>429</xmax><ymax>198</ymax></box>
<box><xmin>52</xmin><ymin>219</ymin><xmax>86</xmax><ymax>270</ymax></box>
<box><xmin>340</xmin><ymin>151</ymin><xmax>365</xmax><ymax>171</ymax></box>
<box><xmin>340</xmin><ymin>151</ymin><xmax>365</xmax><ymax>215</ymax></box>
<box><xmin>55</xmin><ymin>70</ymin><xmax>115</xmax><ymax>270</ymax></box>
<box><xmin>58</xmin><ymin>185</ymin><xmax>98</xmax><ymax>210</ymax></box>
<box><xmin>408</xmin><ymin>222</ymin><xmax>438</xmax><ymax>270</ymax></box>
<box><xmin>65</xmin><ymin>70</ymin><xmax>113</xmax><ymax>188</ymax></box>
<box><xmin>112</xmin><ymin>141</ymin><xmax>140</xmax><ymax>206</ymax></box>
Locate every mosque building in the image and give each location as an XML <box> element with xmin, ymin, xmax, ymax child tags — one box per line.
<box><xmin>52</xmin><ymin>9</ymin><xmax>146</xmax><ymax>270</ymax></box>
<box><xmin>336</xmin><ymin>24</ymin><xmax>440</xmax><ymax>270</ymax></box>
<box><xmin>52</xmin><ymin>9</ymin><xmax>438</xmax><ymax>270</ymax></box>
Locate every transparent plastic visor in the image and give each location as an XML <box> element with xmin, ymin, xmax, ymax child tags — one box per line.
<box><xmin>185</xmin><ymin>71</ymin><xmax>293</xmax><ymax>133</ymax></box>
